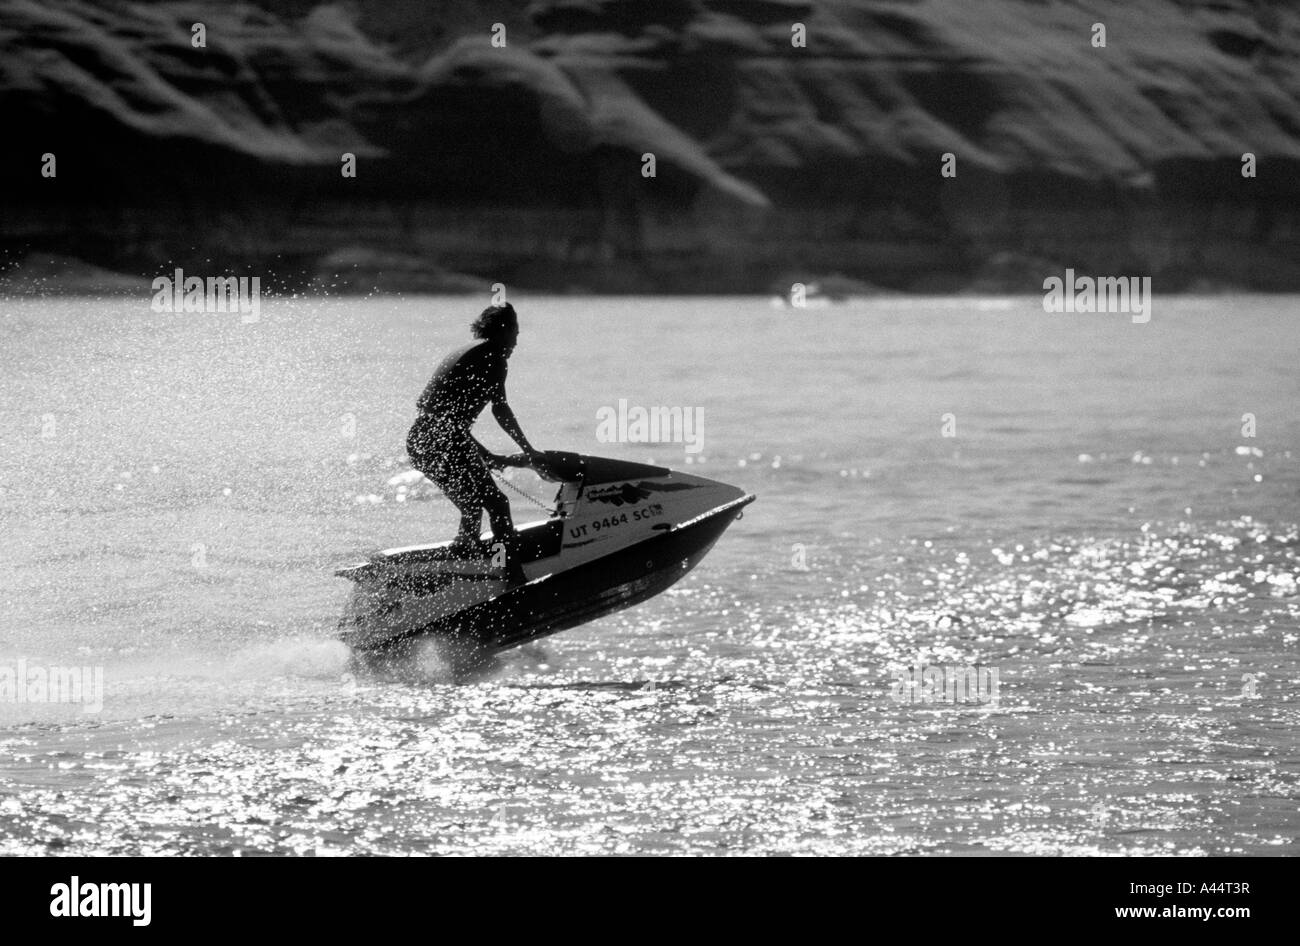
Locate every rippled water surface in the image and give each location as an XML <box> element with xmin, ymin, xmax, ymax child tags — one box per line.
<box><xmin>1</xmin><ymin>295</ymin><xmax>1297</xmax><ymax>855</ymax></box>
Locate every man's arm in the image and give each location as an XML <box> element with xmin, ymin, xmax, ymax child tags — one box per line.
<box><xmin>492</xmin><ymin>398</ymin><xmax>537</xmax><ymax>455</ymax></box>
<box><xmin>468</xmin><ymin>433</ymin><xmax>503</xmax><ymax>469</ymax></box>
<box><xmin>486</xmin><ymin>351</ymin><xmax>539</xmax><ymax>456</ymax></box>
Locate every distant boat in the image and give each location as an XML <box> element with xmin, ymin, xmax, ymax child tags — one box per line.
<box><xmin>769</xmin><ymin>281</ymin><xmax>845</xmax><ymax>308</ymax></box>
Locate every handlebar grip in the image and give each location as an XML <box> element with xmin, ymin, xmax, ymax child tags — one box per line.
<box><xmin>495</xmin><ymin>453</ymin><xmax>532</xmax><ymax>469</ymax></box>
<box><xmin>494</xmin><ymin>451</ymin><xmax>582</xmax><ymax>482</ymax></box>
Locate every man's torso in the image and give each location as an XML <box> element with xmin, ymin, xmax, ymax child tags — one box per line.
<box><xmin>416</xmin><ymin>340</ymin><xmax>506</xmax><ymax>432</ymax></box>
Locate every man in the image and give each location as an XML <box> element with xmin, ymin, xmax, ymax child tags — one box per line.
<box><xmin>407</xmin><ymin>303</ymin><xmax>542</xmax><ymax>586</ymax></box>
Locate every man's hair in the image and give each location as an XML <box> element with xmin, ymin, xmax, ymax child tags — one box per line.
<box><xmin>472</xmin><ymin>303</ymin><xmax>517</xmax><ymax>340</ymax></box>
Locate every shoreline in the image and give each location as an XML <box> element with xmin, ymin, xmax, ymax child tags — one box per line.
<box><xmin>0</xmin><ymin>255</ymin><xmax>1283</xmax><ymax>299</ymax></box>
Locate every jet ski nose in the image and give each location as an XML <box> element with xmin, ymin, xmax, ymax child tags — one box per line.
<box><xmin>665</xmin><ymin>469</ymin><xmax>748</xmax><ymax>500</ymax></box>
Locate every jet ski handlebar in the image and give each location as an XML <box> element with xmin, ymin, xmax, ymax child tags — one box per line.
<box><xmin>493</xmin><ymin>450</ymin><xmax>585</xmax><ymax>483</ymax></box>
<box><xmin>493</xmin><ymin>451</ymin><xmax>672</xmax><ymax>485</ymax></box>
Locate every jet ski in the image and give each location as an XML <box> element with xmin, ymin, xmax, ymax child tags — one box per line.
<box><xmin>336</xmin><ymin>451</ymin><xmax>754</xmax><ymax>665</ymax></box>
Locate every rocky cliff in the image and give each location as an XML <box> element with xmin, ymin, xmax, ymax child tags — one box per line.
<box><xmin>2</xmin><ymin>0</ymin><xmax>1298</xmax><ymax>292</ymax></box>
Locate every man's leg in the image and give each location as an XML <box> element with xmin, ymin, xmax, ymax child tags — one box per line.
<box><xmin>456</xmin><ymin>456</ymin><xmax>526</xmax><ymax>586</ymax></box>
<box><xmin>452</xmin><ymin>507</ymin><xmax>483</xmax><ymax>545</ymax></box>
<box><xmin>436</xmin><ymin>470</ymin><xmax>489</xmax><ymax>549</ymax></box>
<box><xmin>410</xmin><ymin>426</ymin><xmax>487</xmax><ymax>550</ymax></box>
<box><xmin>413</xmin><ymin>462</ymin><xmax>482</xmax><ymax>546</ymax></box>
<box><xmin>481</xmin><ymin>487</ymin><xmax>526</xmax><ymax>586</ymax></box>
<box><xmin>438</xmin><ymin>438</ymin><xmax>524</xmax><ymax>583</ymax></box>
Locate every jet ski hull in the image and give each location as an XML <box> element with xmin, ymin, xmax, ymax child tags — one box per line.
<box><xmin>336</xmin><ymin>453</ymin><xmax>754</xmax><ymax>663</ymax></box>
<box><xmin>349</xmin><ymin>495</ymin><xmax>750</xmax><ymax>662</ymax></box>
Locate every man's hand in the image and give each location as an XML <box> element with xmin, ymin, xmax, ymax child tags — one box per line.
<box><xmin>488</xmin><ymin>451</ymin><xmax>538</xmax><ymax>470</ymax></box>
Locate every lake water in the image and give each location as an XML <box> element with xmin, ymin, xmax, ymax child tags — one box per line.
<box><xmin>0</xmin><ymin>295</ymin><xmax>1297</xmax><ymax>855</ymax></box>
